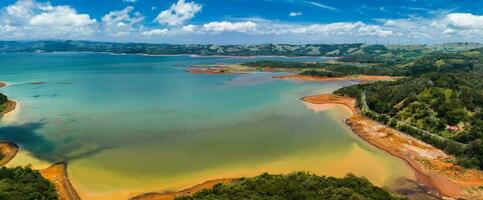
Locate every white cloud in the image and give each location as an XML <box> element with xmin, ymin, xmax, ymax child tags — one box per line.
<box><xmin>142</xmin><ymin>28</ymin><xmax>168</xmax><ymax>36</ymax></box>
<box><xmin>29</xmin><ymin>6</ymin><xmax>95</xmax><ymax>27</ymax></box>
<box><xmin>378</xmin><ymin>12</ymin><xmax>483</xmax><ymax>39</ymax></box>
<box><xmin>155</xmin><ymin>0</ymin><xmax>202</xmax><ymax>26</ymax></box>
<box><xmin>201</xmin><ymin>21</ymin><xmax>257</xmax><ymax>33</ymax></box>
<box><xmin>0</xmin><ymin>0</ymin><xmax>96</xmax><ymax>39</ymax></box>
<box><xmin>102</xmin><ymin>6</ymin><xmax>144</xmax><ymax>37</ymax></box>
<box><xmin>431</xmin><ymin>13</ymin><xmax>483</xmax><ymax>36</ymax></box>
<box><xmin>289</xmin><ymin>12</ymin><xmax>302</xmax><ymax>17</ymax></box>
<box><xmin>157</xmin><ymin>20</ymin><xmax>392</xmax><ymax>38</ymax></box>
<box><xmin>123</xmin><ymin>0</ymin><xmax>138</xmax><ymax>2</ymax></box>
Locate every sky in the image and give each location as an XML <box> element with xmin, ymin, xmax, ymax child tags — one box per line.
<box><xmin>0</xmin><ymin>0</ymin><xmax>482</xmax><ymax>44</ymax></box>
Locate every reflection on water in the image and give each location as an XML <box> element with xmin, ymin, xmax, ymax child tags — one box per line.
<box><xmin>0</xmin><ymin>53</ymin><xmax>415</xmax><ymax>200</ymax></box>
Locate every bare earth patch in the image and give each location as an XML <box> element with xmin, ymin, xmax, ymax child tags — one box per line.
<box><xmin>40</xmin><ymin>163</ymin><xmax>81</xmax><ymax>200</ymax></box>
<box><xmin>0</xmin><ymin>142</ymin><xmax>18</xmax><ymax>166</ymax></box>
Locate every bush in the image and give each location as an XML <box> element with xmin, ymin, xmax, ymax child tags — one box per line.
<box><xmin>0</xmin><ymin>166</ymin><xmax>58</xmax><ymax>200</ymax></box>
<box><xmin>0</xmin><ymin>93</ymin><xmax>7</xmax><ymax>105</ymax></box>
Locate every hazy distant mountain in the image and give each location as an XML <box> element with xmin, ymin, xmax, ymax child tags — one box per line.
<box><xmin>0</xmin><ymin>40</ymin><xmax>481</xmax><ymax>58</ymax></box>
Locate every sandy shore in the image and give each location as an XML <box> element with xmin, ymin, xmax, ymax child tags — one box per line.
<box><xmin>274</xmin><ymin>74</ymin><xmax>396</xmax><ymax>82</ymax></box>
<box><xmin>131</xmin><ymin>179</ymin><xmax>233</xmax><ymax>200</ymax></box>
<box><xmin>0</xmin><ymin>82</ymin><xmax>6</xmax><ymax>88</ymax></box>
<box><xmin>302</xmin><ymin>94</ymin><xmax>483</xmax><ymax>199</ymax></box>
<box><xmin>40</xmin><ymin>163</ymin><xmax>81</xmax><ymax>200</ymax></box>
<box><xmin>1</xmin><ymin>100</ymin><xmax>17</xmax><ymax>116</ymax></box>
<box><xmin>0</xmin><ymin>142</ymin><xmax>18</xmax><ymax>166</ymax></box>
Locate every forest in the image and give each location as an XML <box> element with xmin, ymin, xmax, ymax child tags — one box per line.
<box><xmin>0</xmin><ymin>93</ymin><xmax>7</xmax><ymax>112</ymax></box>
<box><xmin>0</xmin><ymin>166</ymin><xmax>58</xmax><ymax>200</ymax></box>
<box><xmin>176</xmin><ymin>172</ymin><xmax>405</xmax><ymax>200</ymax></box>
<box><xmin>333</xmin><ymin>48</ymin><xmax>483</xmax><ymax>169</ymax></box>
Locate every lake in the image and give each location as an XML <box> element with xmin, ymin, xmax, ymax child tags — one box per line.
<box><xmin>0</xmin><ymin>53</ymin><xmax>414</xmax><ymax>199</ymax></box>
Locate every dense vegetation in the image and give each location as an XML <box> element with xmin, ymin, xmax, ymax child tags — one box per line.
<box><xmin>244</xmin><ymin>47</ymin><xmax>483</xmax><ymax>78</ymax></box>
<box><xmin>243</xmin><ymin>61</ymin><xmax>404</xmax><ymax>76</ymax></box>
<box><xmin>0</xmin><ymin>166</ymin><xmax>57</xmax><ymax>200</ymax></box>
<box><xmin>176</xmin><ymin>172</ymin><xmax>405</xmax><ymax>200</ymax></box>
<box><xmin>334</xmin><ymin>48</ymin><xmax>483</xmax><ymax>169</ymax></box>
<box><xmin>0</xmin><ymin>93</ymin><xmax>7</xmax><ymax>113</ymax></box>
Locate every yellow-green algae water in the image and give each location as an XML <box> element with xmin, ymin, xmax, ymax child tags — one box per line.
<box><xmin>0</xmin><ymin>53</ymin><xmax>414</xmax><ymax>199</ymax></box>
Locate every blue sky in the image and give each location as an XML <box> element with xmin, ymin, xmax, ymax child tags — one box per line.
<box><xmin>0</xmin><ymin>0</ymin><xmax>482</xmax><ymax>44</ymax></box>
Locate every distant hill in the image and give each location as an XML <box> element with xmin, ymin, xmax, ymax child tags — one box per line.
<box><xmin>0</xmin><ymin>40</ymin><xmax>481</xmax><ymax>58</ymax></box>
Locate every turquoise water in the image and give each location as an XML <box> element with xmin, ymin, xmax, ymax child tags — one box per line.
<box><xmin>0</xmin><ymin>53</ymin><xmax>414</xmax><ymax>199</ymax></box>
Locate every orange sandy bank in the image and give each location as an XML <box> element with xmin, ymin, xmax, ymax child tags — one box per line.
<box><xmin>131</xmin><ymin>178</ymin><xmax>233</xmax><ymax>200</ymax></box>
<box><xmin>0</xmin><ymin>142</ymin><xmax>18</xmax><ymax>166</ymax></box>
<box><xmin>1</xmin><ymin>100</ymin><xmax>17</xmax><ymax>116</ymax></box>
<box><xmin>0</xmin><ymin>82</ymin><xmax>6</xmax><ymax>88</ymax></box>
<box><xmin>302</xmin><ymin>94</ymin><xmax>483</xmax><ymax>199</ymax></box>
<box><xmin>275</xmin><ymin>74</ymin><xmax>396</xmax><ymax>82</ymax></box>
<box><xmin>40</xmin><ymin>163</ymin><xmax>81</xmax><ymax>200</ymax></box>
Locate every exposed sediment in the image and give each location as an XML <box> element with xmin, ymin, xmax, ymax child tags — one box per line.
<box><xmin>0</xmin><ymin>142</ymin><xmax>18</xmax><ymax>166</ymax></box>
<box><xmin>40</xmin><ymin>163</ymin><xmax>81</xmax><ymax>200</ymax></box>
<box><xmin>131</xmin><ymin>179</ymin><xmax>233</xmax><ymax>200</ymax></box>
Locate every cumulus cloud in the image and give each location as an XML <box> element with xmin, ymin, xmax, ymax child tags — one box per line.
<box><xmin>431</xmin><ymin>13</ymin><xmax>483</xmax><ymax>36</ymax></box>
<box><xmin>201</xmin><ymin>21</ymin><xmax>257</xmax><ymax>33</ymax></box>
<box><xmin>102</xmin><ymin>6</ymin><xmax>144</xmax><ymax>37</ymax></box>
<box><xmin>123</xmin><ymin>0</ymin><xmax>138</xmax><ymax>2</ymax></box>
<box><xmin>166</xmin><ymin>20</ymin><xmax>391</xmax><ymax>37</ymax></box>
<box><xmin>141</xmin><ymin>28</ymin><xmax>168</xmax><ymax>36</ymax></box>
<box><xmin>155</xmin><ymin>0</ymin><xmax>202</xmax><ymax>26</ymax></box>
<box><xmin>378</xmin><ymin>12</ymin><xmax>483</xmax><ymax>40</ymax></box>
<box><xmin>289</xmin><ymin>12</ymin><xmax>302</xmax><ymax>17</ymax></box>
<box><xmin>0</xmin><ymin>0</ymin><xmax>96</xmax><ymax>39</ymax></box>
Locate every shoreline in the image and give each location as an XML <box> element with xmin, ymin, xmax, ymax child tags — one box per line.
<box><xmin>0</xmin><ymin>82</ymin><xmax>81</xmax><ymax>200</ymax></box>
<box><xmin>301</xmin><ymin>94</ymin><xmax>483</xmax><ymax>199</ymax></box>
<box><xmin>0</xmin><ymin>142</ymin><xmax>18</xmax><ymax>166</ymax></box>
<box><xmin>40</xmin><ymin>163</ymin><xmax>81</xmax><ymax>200</ymax></box>
<box><xmin>0</xmin><ymin>100</ymin><xmax>17</xmax><ymax>116</ymax></box>
<box><xmin>131</xmin><ymin>178</ymin><xmax>234</xmax><ymax>200</ymax></box>
<box><xmin>186</xmin><ymin>68</ymin><xmax>249</xmax><ymax>75</ymax></box>
<box><xmin>274</xmin><ymin>74</ymin><xmax>397</xmax><ymax>82</ymax></box>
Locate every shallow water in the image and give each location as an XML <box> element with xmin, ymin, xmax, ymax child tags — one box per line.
<box><xmin>0</xmin><ymin>53</ymin><xmax>414</xmax><ymax>199</ymax></box>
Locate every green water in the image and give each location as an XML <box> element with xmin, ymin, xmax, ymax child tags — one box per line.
<box><xmin>0</xmin><ymin>53</ymin><xmax>414</xmax><ymax>199</ymax></box>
